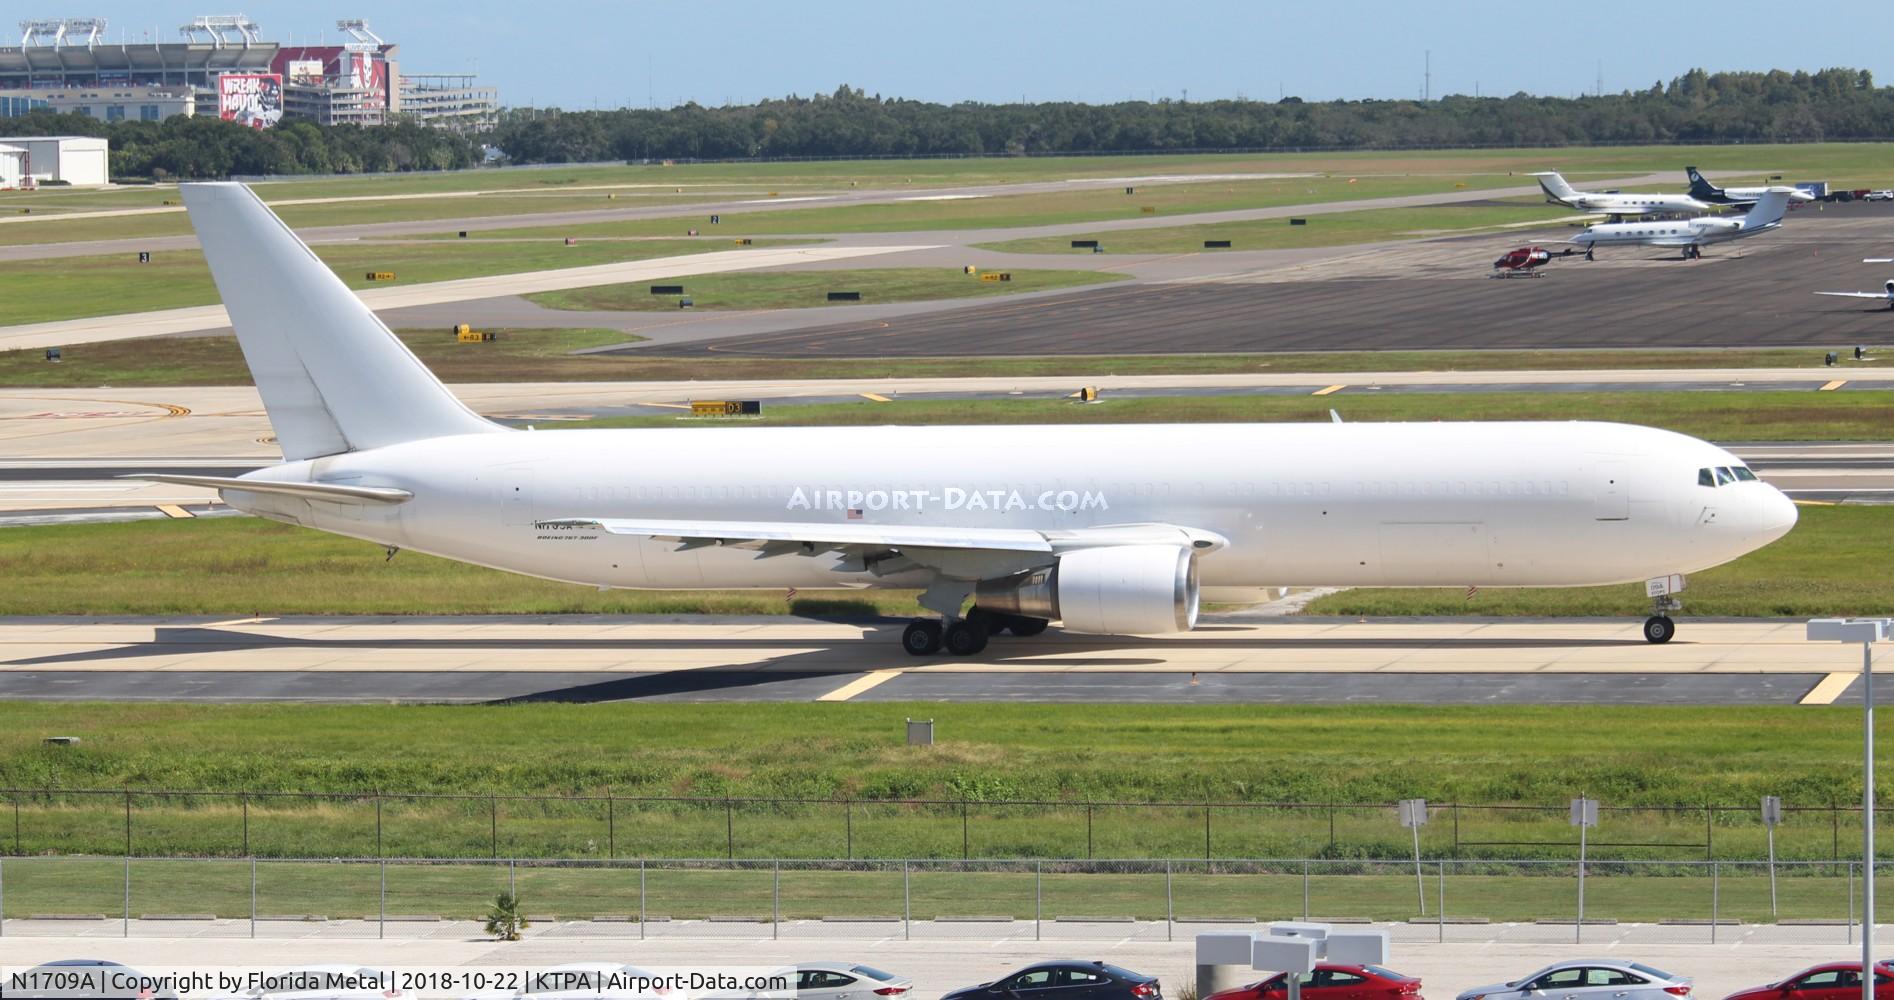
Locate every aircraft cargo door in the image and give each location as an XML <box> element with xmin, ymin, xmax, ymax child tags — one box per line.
<box><xmin>1594</xmin><ymin>462</ymin><xmax>1629</xmax><ymax>521</ymax></box>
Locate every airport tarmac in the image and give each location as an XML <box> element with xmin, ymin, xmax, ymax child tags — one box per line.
<box><xmin>0</xmin><ymin>616</ymin><xmax>1875</xmax><ymax>705</ymax></box>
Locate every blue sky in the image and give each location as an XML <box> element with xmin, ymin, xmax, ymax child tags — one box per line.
<box><xmin>58</xmin><ymin>1</ymin><xmax>1894</xmax><ymax>109</ymax></box>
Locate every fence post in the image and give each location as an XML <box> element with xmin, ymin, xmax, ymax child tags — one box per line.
<box><xmin>1165</xmin><ymin>860</ymin><xmax>1173</xmax><ymax>942</ymax></box>
<box><xmin>846</xmin><ymin>801</ymin><xmax>853</xmax><ymax>860</ymax></box>
<box><xmin>1711</xmin><ymin>861</ymin><xmax>1719</xmax><ymax>945</ymax></box>
<box><xmin>608</xmin><ymin>795</ymin><xmax>615</xmax><ymax>859</ymax></box>
<box><xmin>639</xmin><ymin>859</ymin><xmax>646</xmax><ymax>941</ymax></box>
<box><xmin>1204</xmin><ymin>806</ymin><xmax>1211</xmax><ymax>860</ymax></box>
<box><xmin>1437</xmin><ymin>860</ymin><xmax>1445</xmax><ymax>943</ymax></box>
<box><xmin>1086</xmin><ymin>805</ymin><xmax>1093</xmax><ymax>860</ymax></box>
<box><xmin>1302</xmin><ymin>859</ymin><xmax>1310</xmax><ymax>920</ymax></box>
<box><xmin>1851</xmin><ymin>860</ymin><xmax>1857</xmax><ymax>946</ymax></box>
<box><xmin>726</xmin><ymin>800</ymin><xmax>735</xmax><ymax>859</ymax></box>
<box><xmin>1035</xmin><ymin>860</ymin><xmax>1042</xmax><ymax>941</ymax></box>
<box><xmin>1452</xmin><ymin>803</ymin><xmax>1460</xmax><ymax>857</ymax></box>
<box><xmin>772</xmin><ymin>860</ymin><xmax>780</xmax><ymax>940</ymax></box>
<box><xmin>961</xmin><ymin>802</ymin><xmax>969</xmax><ymax>860</ymax></box>
<box><xmin>1</xmin><ymin>856</ymin><xmax>6</xmax><ymax>938</ymax></box>
<box><xmin>509</xmin><ymin>858</ymin><xmax>516</xmax><ymax>899</ymax></box>
<box><xmin>124</xmin><ymin>790</ymin><xmax>132</xmax><ymax>858</ymax></box>
<box><xmin>378</xmin><ymin>859</ymin><xmax>386</xmax><ymax>940</ymax></box>
<box><xmin>490</xmin><ymin>797</ymin><xmax>498</xmax><ymax>858</ymax></box>
<box><xmin>903</xmin><ymin>860</ymin><xmax>911</xmax><ymax>940</ymax></box>
<box><xmin>1706</xmin><ymin>807</ymin><xmax>1714</xmax><ymax>861</ymax></box>
<box><xmin>122</xmin><ymin>854</ymin><xmax>130</xmax><ymax>938</ymax></box>
<box><xmin>375</xmin><ymin>795</ymin><xmax>383</xmax><ymax>858</ymax></box>
<box><xmin>241</xmin><ymin>794</ymin><xmax>249</xmax><ymax>857</ymax></box>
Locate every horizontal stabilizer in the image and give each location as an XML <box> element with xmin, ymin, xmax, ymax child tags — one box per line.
<box><xmin>123</xmin><ymin>474</ymin><xmax>413</xmax><ymax>504</ymax></box>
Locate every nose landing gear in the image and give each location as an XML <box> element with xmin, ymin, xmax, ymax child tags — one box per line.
<box><xmin>1643</xmin><ymin>574</ymin><xmax>1686</xmax><ymax>644</ymax></box>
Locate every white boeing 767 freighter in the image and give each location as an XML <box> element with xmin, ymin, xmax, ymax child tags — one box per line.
<box><xmin>134</xmin><ymin>184</ymin><xmax>1798</xmax><ymax>655</ymax></box>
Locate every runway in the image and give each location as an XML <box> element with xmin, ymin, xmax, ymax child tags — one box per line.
<box><xmin>0</xmin><ymin>616</ymin><xmax>1873</xmax><ymax>705</ymax></box>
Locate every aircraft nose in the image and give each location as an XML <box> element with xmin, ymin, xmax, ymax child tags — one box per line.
<box><xmin>1756</xmin><ymin>485</ymin><xmax>1799</xmax><ymax>540</ymax></box>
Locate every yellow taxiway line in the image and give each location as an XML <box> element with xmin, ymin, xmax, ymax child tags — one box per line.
<box><xmin>817</xmin><ymin>669</ymin><xmax>902</xmax><ymax>701</ymax></box>
<box><xmin>1312</xmin><ymin>384</ymin><xmax>1346</xmax><ymax>396</ymax></box>
<box><xmin>1820</xmin><ymin>379</ymin><xmax>1848</xmax><ymax>391</ymax></box>
<box><xmin>859</xmin><ymin>392</ymin><xmax>892</xmax><ymax>402</ymax></box>
<box><xmin>1800</xmin><ymin>672</ymin><xmax>1858</xmax><ymax>705</ymax></box>
<box><xmin>154</xmin><ymin>503</ymin><xmax>193</xmax><ymax>519</ymax></box>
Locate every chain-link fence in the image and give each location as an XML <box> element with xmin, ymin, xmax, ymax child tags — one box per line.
<box><xmin>4</xmin><ymin>791</ymin><xmax>1883</xmax><ymax>862</ymax></box>
<box><xmin>0</xmin><ymin>856</ymin><xmax>1883</xmax><ymax>942</ymax></box>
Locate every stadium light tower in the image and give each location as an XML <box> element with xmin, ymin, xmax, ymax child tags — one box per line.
<box><xmin>1807</xmin><ymin>617</ymin><xmax>1893</xmax><ymax>1000</ymax></box>
<box><xmin>179</xmin><ymin>15</ymin><xmax>262</xmax><ymax>47</ymax></box>
<box><xmin>19</xmin><ymin>17</ymin><xmax>107</xmax><ymax>48</ymax></box>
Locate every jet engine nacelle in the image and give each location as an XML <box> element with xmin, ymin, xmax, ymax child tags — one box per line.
<box><xmin>975</xmin><ymin>544</ymin><xmax>1200</xmax><ymax>635</ymax></box>
<box><xmin>1885</xmin><ymin>278</ymin><xmax>1894</xmax><ymax>295</ymax></box>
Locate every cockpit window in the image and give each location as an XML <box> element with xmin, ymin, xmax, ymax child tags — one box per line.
<box><xmin>1698</xmin><ymin>468</ymin><xmax>1715</xmax><ymax>488</ymax></box>
<box><xmin>1715</xmin><ymin>467</ymin><xmax>1736</xmax><ymax>486</ymax></box>
<box><xmin>1733</xmin><ymin>466</ymin><xmax>1758</xmax><ymax>482</ymax></box>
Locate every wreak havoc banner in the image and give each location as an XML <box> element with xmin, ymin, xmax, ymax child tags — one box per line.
<box><xmin>219</xmin><ymin>73</ymin><xmax>283</xmax><ymax>129</ymax></box>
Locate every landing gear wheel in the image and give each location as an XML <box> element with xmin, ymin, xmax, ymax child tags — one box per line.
<box><xmin>1643</xmin><ymin>615</ymin><xmax>1676</xmax><ymax>644</ymax></box>
<box><xmin>902</xmin><ymin>619</ymin><xmax>943</xmax><ymax>656</ymax></box>
<box><xmin>943</xmin><ymin>619</ymin><xmax>990</xmax><ymax>656</ymax></box>
<box><xmin>1007</xmin><ymin>617</ymin><xmax>1050</xmax><ymax>637</ymax></box>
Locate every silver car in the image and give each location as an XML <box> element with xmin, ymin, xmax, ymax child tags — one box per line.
<box><xmin>794</xmin><ymin>965</ymin><xmax>912</xmax><ymax>1000</ymax></box>
<box><xmin>1457</xmin><ymin>961</ymin><xmax>1692</xmax><ymax>1000</ymax></box>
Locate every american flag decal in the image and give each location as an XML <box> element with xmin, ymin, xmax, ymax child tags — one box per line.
<box><xmin>846</xmin><ymin>508</ymin><xmax>864</xmax><ymax>519</ymax></box>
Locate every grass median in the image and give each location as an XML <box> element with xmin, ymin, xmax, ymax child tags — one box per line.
<box><xmin>0</xmin><ymin>239</ymin><xmax>817</xmax><ymax>326</ymax></box>
<box><xmin>1</xmin><ymin>342</ymin><xmax>1884</xmax><ymax>389</ymax></box>
<box><xmin>976</xmin><ymin>201</ymin><xmax>1576</xmax><ymax>255</ymax></box>
<box><xmin>525</xmin><ymin>267</ymin><xmax>1127</xmax><ymax>312</ymax></box>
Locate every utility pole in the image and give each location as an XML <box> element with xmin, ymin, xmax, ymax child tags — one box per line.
<box><xmin>1424</xmin><ymin>50</ymin><xmax>1431</xmax><ymax>102</ymax></box>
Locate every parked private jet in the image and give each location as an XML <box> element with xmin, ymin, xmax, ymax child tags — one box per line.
<box><xmin>131</xmin><ymin>184</ymin><xmax>1799</xmax><ymax>654</ymax></box>
<box><xmin>1569</xmin><ymin>188</ymin><xmax>1794</xmax><ymax>260</ymax></box>
<box><xmin>1532</xmin><ymin>171</ymin><xmax>1710</xmax><ymax>218</ymax></box>
<box><xmin>1686</xmin><ymin>166</ymin><xmax>1816</xmax><ymax>207</ymax></box>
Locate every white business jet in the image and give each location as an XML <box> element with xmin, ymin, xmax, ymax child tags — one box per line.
<box><xmin>132</xmin><ymin>184</ymin><xmax>1798</xmax><ymax>654</ymax></box>
<box><xmin>1568</xmin><ymin>188</ymin><xmax>1794</xmax><ymax>260</ymax></box>
<box><xmin>1816</xmin><ymin>258</ymin><xmax>1894</xmax><ymax>309</ymax></box>
<box><xmin>1532</xmin><ymin>171</ymin><xmax>1711</xmax><ymax>218</ymax></box>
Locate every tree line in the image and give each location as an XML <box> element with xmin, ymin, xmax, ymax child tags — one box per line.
<box><xmin>1</xmin><ymin>67</ymin><xmax>1887</xmax><ymax>179</ymax></box>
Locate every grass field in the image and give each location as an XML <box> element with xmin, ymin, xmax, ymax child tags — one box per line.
<box><xmin>1</xmin><ymin>700</ymin><xmax>1891</xmax><ymax>864</ymax></box>
<box><xmin>977</xmin><ymin>201</ymin><xmax>1581</xmax><ymax>254</ymax></box>
<box><xmin>0</xmin><ymin>498</ymin><xmax>1879</xmax><ymax>618</ymax></box>
<box><xmin>571</xmin><ymin>390</ymin><xmax>1894</xmax><ymax>441</ymax></box>
<box><xmin>0</xmin><ymin>342</ymin><xmax>1884</xmax><ymax>389</ymax></box>
<box><xmin>0</xmin><ymin>239</ymin><xmax>815</xmax><ymax>325</ymax></box>
<box><xmin>526</xmin><ymin>267</ymin><xmax>1126</xmax><ymax>312</ymax></box>
<box><xmin>0</xmin><ymin>858</ymin><xmax>1876</xmax><ymax>924</ymax></box>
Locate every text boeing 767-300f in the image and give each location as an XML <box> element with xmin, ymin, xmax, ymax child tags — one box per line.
<box><xmin>133</xmin><ymin>184</ymin><xmax>1798</xmax><ymax>655</ymax></box>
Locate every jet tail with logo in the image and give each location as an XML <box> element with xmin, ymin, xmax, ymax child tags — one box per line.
<box><xmin>1685</xmin><ymin>166</ymin><xmax>1724</xmax><ymax>202</ymax></box>
<box><xmin>1739</xmin><ymin>188</ymin><xmax>1794</xmax><ymax>231</ymax></box>
<box><xmin>1530</xmin><ymin>171</ymin><xmax>1581</xmax><ymax>206</ymax></box>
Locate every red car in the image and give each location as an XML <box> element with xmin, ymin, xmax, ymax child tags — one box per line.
<box><xmin>1723</xmin><ymin>963</ymin><xmax>1894</xmax><ymax>1000</ymax></box>
<box><xmin>1208</xmin><ymin>965</ymin><xmax>1422</xmax><ymax>1000</ymax></box>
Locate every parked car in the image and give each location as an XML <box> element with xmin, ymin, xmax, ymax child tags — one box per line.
<box><xmin>1866</xmin><ymin>191</ymin><xmax>1894</xmax><ymax>202</ymax></box>
<box><xmin>1209</xmin><ymin>965</ymin><xmax>1421</xmax><ymax>1000</ymax></box>
<box><xmin>1721</xmin><ymin>962</ymin><xmax>1894</xmax><ymax>1000</ymax></box>
<box><xmin>795</xmin><ymin>964</ymin><xmax>911</xmax><ymax>1000</ymax></box>
<box><xmin>1457</xmin><ymin>961</ymin><xmax>1690</xmax><ymax>1000</ymax></box>
<box><xmin>5</xmin><ymin>960</ymin><xmax>181</xmax><ymax>1000</ymax></box>
<box><xmin>941</xmin><ymin>962</ymin><xmax>1160</xmax><ymax>1000</ymax></box>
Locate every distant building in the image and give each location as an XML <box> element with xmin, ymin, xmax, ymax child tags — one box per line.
<box><xmin>0</xmin><ymin>135</ymin><xmax>110</xmax><ymax>185</ymax></box>
<box><xmin>0</xmin><ymin>15</ymin><xmax>498</xmax><ymax>129</ymax></box>
<box><xmin>0</xmin><ymin>86</ymin><xmax>195</xmax><ymax>122</ymax></box>
<box><xmin>397</xmin><ymin>75</ymin><xmax>499</xmax><ymax>130</ymax></box>
<box><xmin>0</xmin><ymin>142</ymin><xmax>25</xmax><ymax>187</ymax></box>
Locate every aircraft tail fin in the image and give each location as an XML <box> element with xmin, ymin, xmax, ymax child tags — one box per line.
<box><xmin>1531</xmin><ymin>171</ymin><xmax>1579</xmax><ymax>205</ymax></box>
<box><xmin>1740</xmin><ymin>188</ymin><xmax>1793</xmax><ymax>231</ymax></box>
<box><xmin>180</xmin><ymin>182</ymin><xmax>502</xmax><ymax>461</ymax></box>
<box><xmin>1685</xmin><ymin>166</ymin><xmax>1723</xmax><ymax>201</ymax></box>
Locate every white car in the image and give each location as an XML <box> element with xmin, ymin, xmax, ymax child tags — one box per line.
<box><xmin>1458</xmin><ymin>961</ymin><xmax>1691</xmax><ymax>1000</ymax></box>
<box><xmin>1867</xmin><ymin>190</ymin><xmax>1894</xmax><ymax>201</ymax></box>
<box><xmin>795</xmin><ymin>964</ymin><xmax>912</xmax><ymax>1000</ymax></box>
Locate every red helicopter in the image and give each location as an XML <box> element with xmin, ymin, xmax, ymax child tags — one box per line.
<box><xmin>1491</xmin><ymin>245</ymin><xmax>1573</xmax><ymax>276</ymax></box>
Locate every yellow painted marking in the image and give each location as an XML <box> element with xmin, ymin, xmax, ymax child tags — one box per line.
<box><xmin>859</xmin><ymin>392</ymin><xmax>892</xmax><ymax>403</ymax></box>
<box><xmin>641</xmin><ymin>401</ymin><xmax>693</xmax><ymax>410</ymax></box>
<box><xmin>1801</xmin><ymin>672</ymin><xmax>1857</xmax><ymax>705</ymax></box>
<box><xmin>817</xmin><ymin>669</ymin><xmax>902</xmax><ymax>702</ymax></box>
<box><xmin>154</xmin><ymin>504</ymin><xmax>193</xmax><ymax>519</ymax></box>
<box><xmin>201</xmin><ymin>616</ymin><xmax>273</xmax><ymax>628</ymax></box>
<box><xmin>1794</xmin><ymin>499</ymin><xmax>1839</xmax><ymax>507</ymax></box>
<box><xmin>1820</xmin><ymin>379</ymin><xmax>1847</xmax><ymax>391</ymax></box>
<box><xmin>1312</xmin><ymin>384</ymin><xmax>1346</xmax><ymax>396</ymax></box>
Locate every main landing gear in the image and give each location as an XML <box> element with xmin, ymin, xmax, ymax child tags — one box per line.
<box><xmin>901</xmin><ymin>607</ymin><xmax>1051</xmax><ymax>657</ymax></box>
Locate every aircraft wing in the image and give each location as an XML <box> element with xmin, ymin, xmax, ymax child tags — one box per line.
<box><xmin>535</xmin><ymin>517</ymin><xmax>1225</xmax><ymax>578</ymax></box>
<box><xmin>122</xmin><ymin>474</ymin><xmax>413</xmax><ymax>504</ymax></box>
<box><xmin>1815</xmin><ymin>291</ymin><xmax>1894</xmax><ymax>300</ymax></box>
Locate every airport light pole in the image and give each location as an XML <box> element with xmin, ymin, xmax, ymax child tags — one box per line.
<box><xmin>1808</xmin><ymin>617</ymin><xmax>1893</xmax><ymax>1000</ymax></box>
